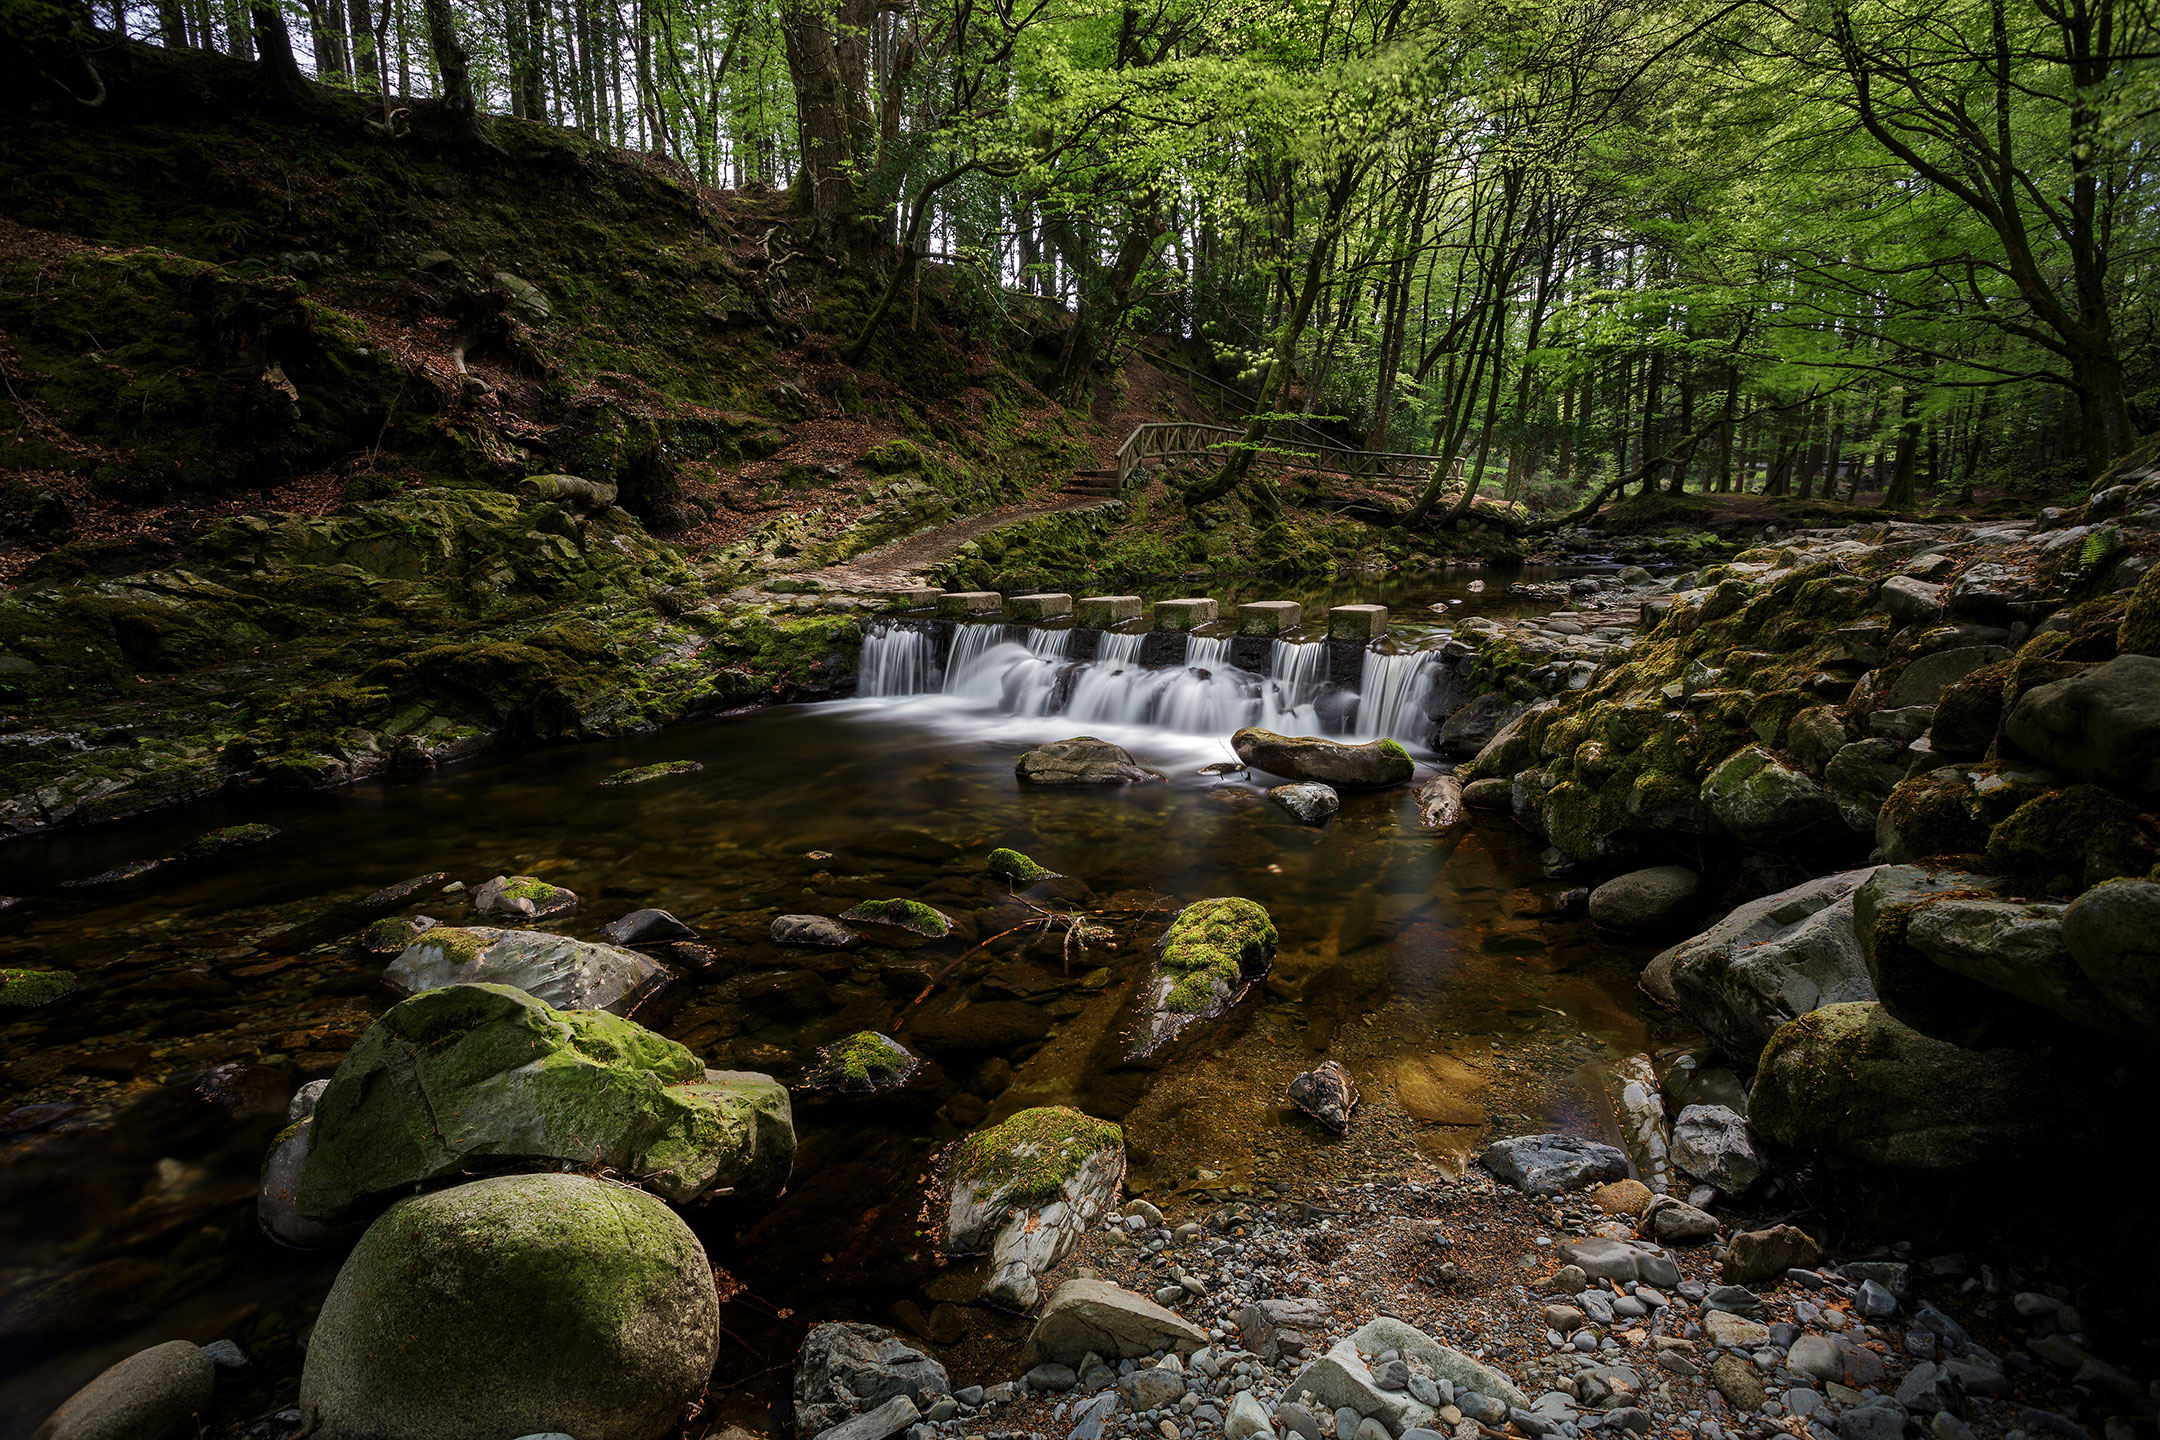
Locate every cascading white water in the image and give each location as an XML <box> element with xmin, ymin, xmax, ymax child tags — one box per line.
<box><xmin>1351</xmin><ymin>649</ymin><xmax>1440</xmax><ymax>743</ymax></box>
<box><xmin>857</xmin><ymin>622</ymin><xmax>940</xmax><ymax>697</ymax></box>
<box><xmin>854</xmin><ymin>620</ymin><xmax>1449</xmax><ymax>751</ymax></box>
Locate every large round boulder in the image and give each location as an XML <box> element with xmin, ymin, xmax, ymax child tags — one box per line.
<box><xmin>1231</xmin><ymin>728</ymin><xmax>1414</xmax><ymax>789</ymax></box>
<box><xmin>293</xmin><ymin>983</ymin><xmax>793</xmax><ymax>1225</ymax></box>
<box><xmin>1587</xmin><ymin>866</ymin><xmax>1700</xmax><ymax>933</ymax></box>
<box><xmin>1015</xmin><ymin>737</ymin><xmax>1166</xmax><ymax>785</ymax></box>
<box><xmin>299</xmin><ymin>1173</ymin><xmax>719</xmax><ymax>1440</ymax></box>
<box><xmin>34</xmin><ymin>1340</ymin><xmax>214</xmax><ymax>1440</ymax></box>
<box><xmin>2004</xmin><ymin>654</ymin><xmax>2160</xmax><ymax>801</ymax></box>
<box><xmin>1750</xmin><ymin>1002</ymin><xmax>2065</xmax><ymax>1170</ymax></box>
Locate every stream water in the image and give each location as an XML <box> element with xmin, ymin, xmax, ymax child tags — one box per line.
<box><xmin>0</xmin><ymin>568</ymin><xmax>1669</xmax><ymax>1433</ymax></box>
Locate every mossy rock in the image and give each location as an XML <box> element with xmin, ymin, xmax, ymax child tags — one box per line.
<box><xmin>1985</xmin><ymin>784</ymin><xmax>2160</xmax><ymax>896</ymax></box>
<box><xmin>1230</xmin><ymin>729</ymin><xmax>1413</xmax><ymax>789</ymax></box>
<box><xmin>2117</xmin><ymin>561</ymin><xmax>2160</xmax><ymax>655</ymax></box>
<box><xmin>1875</xmin><ymin>770</ymin><xmax>1994</xmax><ymax>864</ymax></box>
<box><xmin>298</xmin><ymin>1173</ymin><xmax>719</xmax><ymax>1440</ymax></box>
<box><xmin>1750</xmin><ymin>1002</ymin><xmax>2072</xmax><ymax>1171</ymax></box>
<box><xmin>950</xmin><ymin>1106</ymin><xmax>1123</xmax><ymax>1211</ymax></box>
<box><xmin>801</xmin><ymin>1031</ymin><xmax>921</xmax><ymax>1095</ymax></box>
<box><xmin>1158</xmin><ymin>897</ymin><xmax>1277</xmax><ymax>1014</ymax></box>
<box><xmin>360</xmin><ymin>914</ymin><xmax>438</xmax><ymax>957</ymax></box>
<box><xmin>1930</xmin><ymin>661</ymin><xmax>2012</xmax><ymax>759</ymax></box>
<box><xmin>472</xmin><ymin>874</ymin><xmax>579</xmax><ymax>921</ymax></box>
<box><xmin>296</xmin><ymin>983</ymin><xmax>795</xmax><ymax>1221</ymax></box>
<box><xmin>0</xmin><ymin>968</ymin><xmax>75</xmax><ymax>1007</ymax></box>
<box><xmin>598</xmin><ymin>759</ymin><xmax>704</xmax><ymax>787</ymax></box>
<box><xmin>841</xmin><ymin>898</ymin><xmax>952</xmax><ymax>937</ymax></box>
<box><xmin>181</xmin><ymin>822</ymin><xmax>280</xmax><ymax>859</ymax></box>
<box><xmin>987</xmin><ymin>848</ymin><xmax>1057</xmax><ymax>883</ymax></box>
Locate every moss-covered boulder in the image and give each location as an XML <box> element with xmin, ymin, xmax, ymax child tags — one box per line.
<box><xmin>841</xmin><ymin>898</ymin><xmax>952</xmax><ymax>937</ymax></box>
<box><xmin>801</xmin><ymin>1031</ymin><xmax>922</xmax><ymax>1096</ymax></box>
<box><xmin>2004</xmin><ymin>654</ymin><xmax>2160</xmax><ymax>801</ymax></box>
<box><xmin>1231</xmin><ymin>728</ymin><xmax>1414</xmax><ymax>789</ymax></box>
<box><xmin>383</xmin><ymin>927</ymin><xmax>664</xmax><ymax>1014</ymax></box>
<box><xmin>2061</xmin><ymin>879</ymin><xmax>2160</xmax><ymax>1038</ymax></box>
<box><xmin>1</xmin><ymin>968</ymin><xmax>75</xmax><ymax>1008</ymax></box>
<box><xmin>987</xmin><ymin>847</ymin><xmax>1057</xmax><ymax>883</ymax></box>
<box><xmin>1983</xmin><ymin>784</ymin><xmax>2160</xmax><ymax>895</ymax></box>
<box><xmin>1750</xmin><ymin>1002</ymin><xmax>2068</xmax><ymax>1170</ymax></box>
<box><xmin>598</xmin><ymin>759</ymin><xmax>703</xmax><ymax>787</ymax></box>
<box><xmin>298</xmin><ymin>1173</ymin><xmax>718</xmax><ymax>1440</ymax></box>
<box><xmin>1700</xmin><ymin>745</ymin><xmax>1841</xmax><ymax>845</ymax></box>
<box><xmin>294</xmin><ymin>983</ymin><xmax>794</xmax><ymax>1223</ymax></box>
<box><xmin>471</xmin><ymin>873</ymin><xmax>580</xmax><ymax>921</ymax></box>
<box><xmin>945</xmin><ymin>1106</ymin><xmax>1124</xmax><ymax>1310</ymax></box>
<box><xmin>1130</xmin><ymin>898</ymin><xmax>1277</xmax><ymax>1059</ymax></box>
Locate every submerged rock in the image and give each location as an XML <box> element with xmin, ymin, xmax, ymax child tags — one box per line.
<box><xmin>470</xmin><ymin>873</ymin><xmax>579</xmax><ymax>921</ymax></box>
<box><xmin>945</xmin><ymin>1106</ymin><xmax>1123</xmax><ymax>1310</ymax></box>
<box><xmin>1</xmin><ymin>968</ymin><xmax>75</xmax><ymax>1008</ymax></box>
<box><xmin>794</xmin><ymin>1322</ymin><xmax>950</xmax><ymax>1439</ymax></box>
<box><xmin>801</xmin><ymin>1031</ymin><xmax>922</xmax><ymax>1096</ymax></box>
<box><xmin>1287</xmin><ymin>1061</ymin><xmax>1360</xmax><ymax>1132</ymax></box>
<box><xmin>180</xmin><ymin>822</ymin><xmax>279</xmax><ymax>859</ymax></box>
<box><xmin>383</xmin><ymin>926</ymin><xmax>664</xmax><ymax>1014</ymax></box>
<box><xmin>1270</xmin><ymin>782</ymin><xmax>1341</xmax><ymax>825</ymax></box>
<box><xmin>1022</xmin><ymin>1278</ymin><xmax>1210</xmax><ymax>1367</ymax></box>
<box><xmin>34</xmin><ymin>1339</ymin><xmax>214</xmax><ymax>1440</ymax></box>
<box><xmin>598</xmin><ymin>759</ymin><xmax>704</xmax><ymax>787</ymax></box>
<box><xmin>1750</xmin><ymin>1001</ymin><xmax>2067</xmax><ymax>1170</ymax></box>
<box><xmin>293</xmin><ymin>983</ymin><xmax>794</xmax><ymax>1224</ymax></box>
<box><xmin>1231</xmin><ymin>728</ymin><xmax>1414</xmax><ymax>789</ymax></box>
<box><xmin>1015</xmin><ymin>737</ymin><xmax>1166</xmax><ymax>786</ymax></box>
<box><xmin>299</xmin><ymin>1174</ymin><xmax>718</xmax><ymax>1440</ymax></box>
<box><xmin>359</xmin><ymin>871</ymin><xmax>451</xmax><ymax>909</ymax></box>
<box><xmin>1130</xmin><ymin>897</ymin><xmax>1277</xmax><ymax>1059</ymax></box>
<box><xmin>772</xmin><ymin>914</ymin><xmax>859</xmax><ymax>948</ymax></box>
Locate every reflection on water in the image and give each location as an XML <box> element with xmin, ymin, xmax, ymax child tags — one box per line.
<box><xmin>0</xmin><ymin>568</ymin><xmax>1658</xmax><ymax>1431</ymax></box>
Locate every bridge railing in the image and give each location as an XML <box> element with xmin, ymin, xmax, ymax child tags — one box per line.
<box><xmin>1112</xmin><ymin>422</ymin><xmax>1466</xmax><ymax>495</ymax></box>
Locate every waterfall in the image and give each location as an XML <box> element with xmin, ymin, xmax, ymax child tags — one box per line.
<box><xmin>852</xmin><ymin>620</ymin><xmax>1446</xmax><ymax>753</ymax></box>
<box><xmin>1351</xmin><ymin>649</ymin><xmax>1440</xmax><ymax>744</ymax></box>
<box><xmin>1259</xmin><ymin>641</ymin><xmax>1328</xmax><ymax>731</ymax></box>
<box><xmin>858</xmin><ymin>623</ymin><xmax>939</xmax><ymax>697</ymax></box>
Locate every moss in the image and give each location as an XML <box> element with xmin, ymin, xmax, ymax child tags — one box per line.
<box><xmin>951</xmin><ymin>1105</ymin><xmax>1122</xmax><ymax>1206</ymax></box>
<box><xmin>497</xmin><ymin>876</ymin><xmax>566</xmax><ymax>904</ymax></box>
<box><xmin>987</xmin><ymin>848</ymin><xmax>1056</xmax><ymax>883</ymax></box>
<box><xmin>2120</xmin><ymin>563</ymin><xmax>2160</xmax><ymax>655</ymax></box>
<box><xmin>182</xmin><ymin>821</ymin><xmax>281</xmax><ymax>858</ymax></box>
<box><xmin>0</xmin><ymin>968</ymin><xmax>76</xmax><ymax>1007</ymax></box>
<box><xmin>410</xmin><ymin>926</ymin><xmax>493</xmax><ymax>967</ymax></box>
<box><xmin>1930</xmin><ymin>661</ymin><xmax>2012</xmax><ymax>758</ymax></box>
<box><xmin>841</xmin><ymin>898</ymin><xmax>951</xmax><ymax>937</ymax></box>
<box><xmin>1377</xmin><ymin>738</ymin><xmax>1412</xmax><ymax>765</ymax></box>
<box><xmin>362</xmin><ymin>916</ymin><xmax>428</xmax><ymax>955</ymax></box>
<box><xmin>1986</xmin><ymin>785</ymin><xmax>2160</xmax><ymax>895</ymax></box>
<box><xmin>1158</xmin><ymin>897</ymin><xmax>1277</xmax><ymax>1014</ymax></box>
<box><xmin>808</xmin><ymin>1030</ymin><xmax>918</xmax><ymax>1092</ymax></box>
<box><xmin>599</xmin><ymin>759</ymin><xmax>704</xmax><ymax>787</ymax></box>
<box><xmin>1878</xmin><ymin>771</ymin><xmax>1993</xmax><ymax>863</ymax></box>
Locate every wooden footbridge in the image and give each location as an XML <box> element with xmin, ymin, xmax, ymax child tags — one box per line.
<box><xmin>1065</xmin><ymin>422</ymin><xmax>1464</xmax><ymax>497</ymax></box>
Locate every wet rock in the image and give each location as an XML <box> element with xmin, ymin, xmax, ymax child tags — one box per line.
<box><xmin>842</xmin><ymin>899</ymin><xmax>954</xmax><ymax>938</ymax></box>
<box><xmin>1463</xmin><ymin>777</ymin><xmax>1513</xmax><ymax>808</ymax></box>
<box><xmin>299</xmin><ymin>1174</ymin><xmax>718</xmax><ymax>1440</ymax></box>
<box><xmin>794</xmin><ymin>1322</ymin><xmax>950</xmax><ymax>1437</ymax></box>
<box><xmin>1130</xmin><ymin>898</ymin><xmax>1276</xmax><ymax>1059</ymax></box>
<box><xmin>384</xmin><ymin>926</ymin><xmax>665</xmax><ymax>1014</ymax></box>
<box><xmin>1271</xmin><ymin>783</ymin><xmax>1341</xmax><ymax>826</ymax></box>
<box><xmin>295</xmin><ymin>984</ymin><xmax>794</xmax><ymax>1222</ymax></box>
<box><xmin>2004</xmin><ymin>655</ymin><xmax>2160</xmax><ymax>800</ymax></box>
<box><xmin>1231</xmin><ymin>728</ymin><xmax>1415</xmax><ymax>789</ymax></box>
<box><xmin>773</xmin><ymin>914</ymin><xmax>859</xmax><ymax>948</ymax></box>
<box><xmin>1439</xmin><ymin>693</ymin><xmax>1527</xmax><ymax>760</ymax></box>
<box><xmin>1648</xmin><ymin>868</ymin><xmax>1878</xmax><ymax>1067</ymax></box>
<box><xmin>1670</xmin><ymin>1104</ymin><xmax>1763</xmax><ymax>1193</ymax></box>
<box><xmin>182</xmin><ymin>822</ymin><xmax>280</xmax><ymax>859</ymax></box>
<box><xmin>1482</xmin><ymin>1134</ymin><xmax>1628</xmax><ymax>1194</ymax></box>
<box><xmin>1721</xmin><ymin>1225</ymin><xmax>1822</xmax><ymax>1285</ymax></box>
<box><xmin>1702</xmin><ymin>746</ymin><xmax>1841</xmax><ymax>845</ymax></box>
<box><xmin>1287</xmin><ymin>1061</ymin><xmax>1360</xmax><ymax>1131</ymax></box>
<box><xmin>988</xmin><ymin>848</ymin><xmax>1058</xmax><ymax>883</ymax></box>
<box><xmin>1016</xmin><ymin>737</ymin><xmax>1167</xmax><ymax>786</ymax></box>
<box><xmin>1751</xmin><ymin>1001</ymin><xmax>2065</xmax><ymax>1169</ymax></box>
<box><xmin>1</xmin><ymin>968</ymin><xmax>76</xmax><ymax>1008</ymax></box>
<box><xmin>1021</xmin><ymin>1279</ymin><xmax>1210</xmax><ymax>1367</ymax></box>
<box><xmin>360</xmin><ymin>872</ymin><xmax>451</xmax><ymax>909</ymax></box>
<box><xmin>33</xmin><ymin>1339</ymin><xmax>214</xmax><ymax>1440</ymax></box>
<box><xmin>2061</xmin><ymin>878</ymin><xmax>2160</xmax><ymax>1034</ymax></box>
<box><xmin>360</xmin><ymin>914</ymin><xmax>439</xmax><ymax>957</ymax></box>
<box><xmin>801</xmin><ymin>1032</ymin><xmax>922</xmax><ymax>1096</ymax></box>
<box><xmin>471</xmin><ymin>873</ymin><xmax>578</xmax><ymax>921</ymax></box>
<box><xmin>1587</xmin><ymin>866</ymin><xmax>1700</xmax><ymax>933</ymax></box>
<box><xmin>599</xmin><ymin>908</ymin><xmax>698</xmax><ymax>946</ymax></box>
<box><xmin>909</xmin><ymin>1000</ymin><xmax>1053</xmax><ymax>1053</ymax></box>
<box><xmin>945</xmin><ymin>1107</ymin><xmax>1123</xmax><ymax>1310</ymax></box>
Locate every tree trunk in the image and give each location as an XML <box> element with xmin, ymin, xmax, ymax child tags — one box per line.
<box><xmin>251</xmin><ymin>0</ymin><xmax>313</xmax><ymax>103</ymax></box>
<box><xmin>422</xmin><ymin>0</ymin><xmax>494</xmax><ymax>148</ymax></box>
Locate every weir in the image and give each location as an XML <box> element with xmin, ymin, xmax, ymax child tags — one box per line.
<box><xmin>857</xmin><ymin>614</ymin><xmax>1453</xmax><ymax>747</ymax></box>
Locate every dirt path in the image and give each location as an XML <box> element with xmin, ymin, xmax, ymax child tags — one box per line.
<box><xmin>753</xmin><ymin>492</ymin><xmax>1118</xmax><ymax>600</ymax></box>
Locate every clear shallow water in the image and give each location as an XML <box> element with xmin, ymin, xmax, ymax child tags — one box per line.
<box><xmin>0</xmin><ymin>569</ymin><xmax>1660</xmax><ymax>1433</ymax></box>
